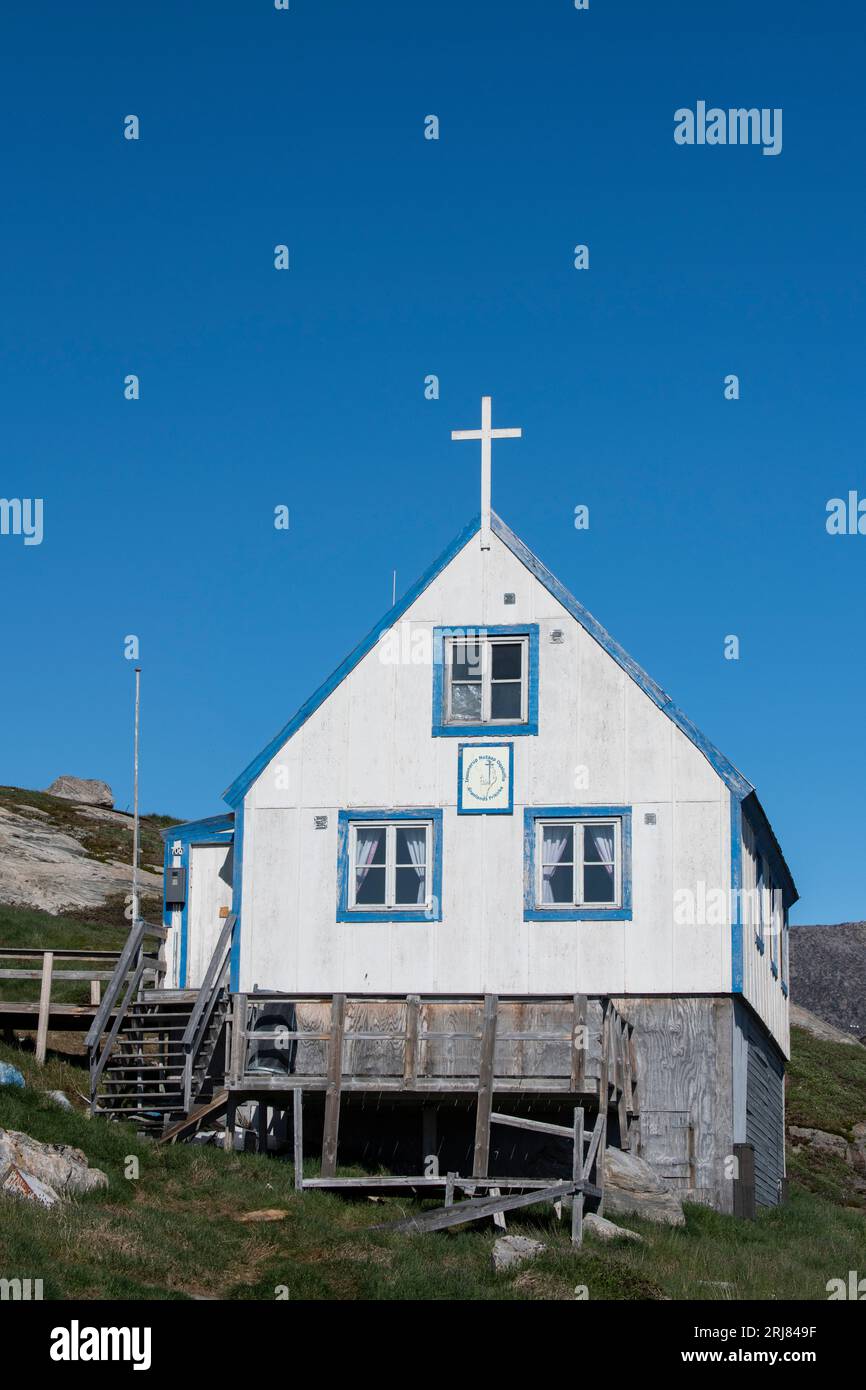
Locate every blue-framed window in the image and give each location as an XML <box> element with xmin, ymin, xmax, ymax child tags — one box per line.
<box><xmin>523</xmin><ymin>806</ymin><xmax>632</xmax><ymax>921</ymax></box>
<box><xmin>432</xmin><ymin>624</ymin><xmax>539</xmax><ymax>737</ymax></box>
<box><xmin>781</xmin><ymin>908</ymin><xmax>789</xmax><ymax>996</ymax></box>
<box><xmin>337</xmin><ymin>809</ymin><xmax>443</xmax><ymax>923</ymax></box>
<box><xmin>769</xmin><ymin>877</ymin><xmax>780</xmax><ymax>979</ymax></box>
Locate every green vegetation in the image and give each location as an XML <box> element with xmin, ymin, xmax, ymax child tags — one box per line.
<box><xmin>0</xmin><ymin>903</ymin><xmax>131</xmax><ymax>1007</ymax></box>
<box><xmin>0</xmin><ymin>1026</ymin><xmax>864</xmax><ymax>1301</ymax></box>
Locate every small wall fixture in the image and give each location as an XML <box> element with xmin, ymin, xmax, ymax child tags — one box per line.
<box><xmin>504</xmin><ymin>592</ymin><xmax>516</xmax><ymax>605</ymax></box>
<box><xmin>644</xmin><ymin>812</ymin><xmax>657</xmax><ymax>825</ymax></box>
<box><xmin>551</xmin><ymin>629</ymin><xmax>565</xmax><ymax>644</ymax></box>
<box><xmin>314</xmin><ymin>815</ymin><xmax>328</xmax><ymax>830</ymax></box>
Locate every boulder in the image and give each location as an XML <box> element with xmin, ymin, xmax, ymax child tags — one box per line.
<box><xmin>491</xmin><ymin>1234</ymin><xmax>546</xmax><ymax>1272</ymax></box>
<box><xmin>583</xmin><ymin>1211</ymin><xmax>644</xmax><ymax>1243</ymax></box>
<box><xmin>46</xmin><ymin>776</ymin><xmax>114</xmax><ymax>808</ymax></box>
<box><xmin>0</xmin><ymin>1130</ymin><xmax>108</xmax><ymax>1197</ymax></box>
<box><xmin>790</xmin><ymin>1003</ymin><xmax>863</xmax><ymax>1047</ymax></box>
<box><xmin>603</xmin><ymin>1147</ymin><xmax>686</xmax><ymax>1226</ymax></box>
<box><xmin>849</xmin><ymin>1122</ymin><xmax>866</xmax><ymax>1175</ymax></box>
<box><xmin>46</xmin><ymin>1091</ymin><xmax>73</xmax><ymax>1112</ymax></box>
<box><xmin>788</xmin><ymin>1126</ymin><xmax>850</xmax><ymax>1161</ymax></box>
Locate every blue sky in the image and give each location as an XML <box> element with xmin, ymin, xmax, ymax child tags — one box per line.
<box><xmin>1</xmin><ymin>2</ymin><xmax>863</xmax><ymax>923</ymax></box>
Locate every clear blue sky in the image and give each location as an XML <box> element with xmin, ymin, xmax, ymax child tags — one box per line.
<box><xmin>1</xmin><ymin>2</ymin><xmax>863</xmax><ymax>924</ymax></box>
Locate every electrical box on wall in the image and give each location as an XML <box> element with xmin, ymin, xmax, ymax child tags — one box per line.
<box><xmin>165</xmin><ymin>866</ymin><xmax>187</xmax><ymax>905</ymax></box>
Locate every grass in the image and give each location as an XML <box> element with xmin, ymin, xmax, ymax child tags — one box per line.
<box><xmin>1</xmin><ymin>1029</ymin><xmax>865</xmax><ymax>1300</ymax></box>
<box><xmin>0</xmin><ymin>902</ymin><xmax>143</xmax><ymax>1007</ymax></box>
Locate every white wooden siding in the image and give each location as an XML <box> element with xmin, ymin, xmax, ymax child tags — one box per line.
<box><xmin>241</xmin><ymin>530</ymin><xmax>746</xmax><ymax>1030</ymax></box>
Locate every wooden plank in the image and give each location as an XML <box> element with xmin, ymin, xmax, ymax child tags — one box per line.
<box><xmin>379</xmin><ymin>1181</ymin><xmax>580</xmax><ymax>1235</ymax></box>
<box><xmin>158</xmin><ymin>1089</ymin><xmax>229</xmax><ymax>1145</ymax></box>
<box><xmin>571</xmin><ymin>1107</ymin><xmax>584</xmax><ymax>1247</ymax></box>
<box><xmin>90</xmin><ymin>979</ymin><xmax>101</xmax><ymax>1007</ymax></box>
<box><xmin>582</xmin><ymin>1111</ymin><xmax>605</xmax><ymax>1180</ymax></box>
<box><xmin>224</xmin><ymin>1099</ymin><xmax>236</xmax><ymax>1153</ymax></box>
<box><xmin>599</xmin><ymin>1002</ymin><xmax>611</xmax><ymax>1112</ymax></box>
<box><xmin>490</xmin><ymin>1186</ymin><xmax>507</xmax><ymax>1231</ymax></box>
<box><xmin>490</xmin><ymin>1110</ymin><xmax>574</xmax><ymax>1139</ymax></box>
<box><xmin>293</xmin><ymin>1090</ymin><xmax>304</xmax><ymax>1190</ymax></box>
<box><xmin>570</xmin><ymin>993</ymin><xmax>587</xmax><ymax>1091</ymax></box>
<box><xmin>623</xmin><ymin>1021</ymin><xmax>634</xmax><ymax>1113</ymax></box>
<box><xmin>35</xmin><ymin>952</ymin><xmax>54</xmax><ymax>1065</ymax></box>
<box><xmin>444</xmin><ymin>1172</ymin><xmax>456</xmax><ymax>1207</ymax></box>
<box><xmin>321</xmin><ymin>993</ymin><xmax>346</xmax><ymax>1179</ymax></box>
<box><xmin>472</xmin><ymin>994</ymin><xmax>498</xmax><ymax>1178</ymax></box>
<box><xmin>403</xmin><ymin>994</ymin><xmax>419</xmax><ymax>1086</ymax></box>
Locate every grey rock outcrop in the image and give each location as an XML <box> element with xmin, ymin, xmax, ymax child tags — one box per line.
<box><xmin>584</xmin><ymin>1211</ymin><xmax>644</xmax><ymax>1242</ymax></box>
<box><xmin>0</xmin><ymin>1129</ymin><xmax>108</xmax><ymax>1198</ymax></box>
<box><xmin>491</xmin><ymin>1234</ymin><xmax>546</xmax><ymax>1272</ymax></box>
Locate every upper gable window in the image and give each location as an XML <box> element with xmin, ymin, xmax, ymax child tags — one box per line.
<box><xmin>432</xmin><ymin>625</ymin><xmax>539</xmax><ymax>737</ymax></box>
<box><xmin>447</xmin><ymin>636</ymin><xmax>527</xmax><ymax>724</ymax></box>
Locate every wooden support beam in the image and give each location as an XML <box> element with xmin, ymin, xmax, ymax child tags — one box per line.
<box><xmin>490</xmin><ymin>1110</ymin><xmax>573</xmax><ymax>1139</ymax></box>
<box><xmin>571</xmin><ymin>1107</ymin><xmax>585</xmax><ymax>1247</ymax></box>
<box><xmin>35</xmin><ymin>951</ymin><xmax>54</xmax><ymax>1065</ymax></box>
<box><xmin>293</xmin><ymin>1089</ymin><xmax>304</xmax><ymax>1190</ymax></box>
<box><xmin>321</xmin><ymin>993</ymin><xmax>345</xmax><ymax>1178</ymax></box>
<box><xmin>224</xmin><ymin>1099</ymin><xmax>236</xmax><ymax>1153</ymax></box>
<box><xmin>257</xmin><ymin>1101</ymin><xmax>269</xmax><ymax>1155</ymax></box>
<box><xmin>444</xmin><ymin>1172</ymin><xmax>456</xmax><ymax>1207</ymax></box>
<box><xmin>229</xmin><ymin>993</ymin><xmax>247</xmax><ymax>1086</ymax></box>
<box><xmin>379</xmin><ymin>1180</ymin><xmax>581</xmax><ymax>1235</ymax></box>
<box><xmin>403</xmin><ymin>993</ymin><xmax>419</xmax><ymax>1087</ymax></box>
<box><xmin>616</xmin><ymin>1020</ymin><xmax>629</xmax><ymax>1145</ymax></box>
<box><xmin>570</xmin><ymin>993</ymin><xmax>587</xmax><ymax>1092</ymax></box>
<box><xmin>472</xmin><ymin>994</ymin><xmax>498</xmax><ymax>1178</ymax></box>
<box><xmin>159</xmin><ymin>1089</ymin><xmax>228</xmax><ymax>1146</ymax></box>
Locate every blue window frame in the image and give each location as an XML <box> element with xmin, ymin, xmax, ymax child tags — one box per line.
<box><xmin>755</xmin><ymin>853</ymin><xmax>766</xmax><ymax>954</ymax></box>
<box><xmin>337</xmin><ymin>809</ymin><xmax>443</xmax><ymax>923</ymax></box>
<box><xmin>432</xmin><ymin>624</ymin><xmax>539</xmax><ymax>737</ymax></box>
<box><xmin>523</xmin><ymin>806</ymin><xmax>633</xmax><ymax>921</ymax></box>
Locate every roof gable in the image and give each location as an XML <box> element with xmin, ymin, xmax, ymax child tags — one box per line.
<box><xmin>224</xmin><ymin>510</ymin><xmax>759</xmax><ymax>818</ymax></box>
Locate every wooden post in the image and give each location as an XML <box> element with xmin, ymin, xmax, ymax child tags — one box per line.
<box><xmin>444</xmin><ymin>1172</ymin><xmax>456</xmax><ymax>1207</ymax></box>
<box><xmin>321</xmin><ymin>993</ymin><xmax>346</xmax><ymax>1178</ymax></box>
<box><xmin>472</xmin><ymin>994</ymin><xmax>498</xmax><ymax>1178</ymax></box>
<box><xmin>616</xmin><ymin>1019</ymin><xmax>629</xmax><ymax>1145</ymax></box>
<box><xmin>490</xmin><ymin>1186</ymin><xmax>507</xmax><ymax>1231</ymax></box>
<box><xmin>257</xmin><ymin>1101</ymin><xmax>269</xmax><ymax>1155</ymax></box>
<box><xmin>224</xmin><ymin>1100</ymin><xmax>236</xmax><ymax>1153</ymax></box>
<box><xmin>403</xmin><ymin>994</ymin><xmax>419</xmax><ymax>1087</ymax></box>
<box><xmin>570</xmin><ymin>993</ymin><xmax>587</xmax><ymax>1092</ymax></box>
<box><xmin>733</xmin><ymin>1142</ymin><xmax>756</xmax><ymax>1220</ymax></box>
<box><xmin>571</xmin><ymin>1106</ymin><xmax>585</xmax><ymax>1247</ymax></box>
<box><xmin>35</xmin><ymin>951</ymin><xmax>54</xmax><ymax>1065</ymax></box>
<box><xmin>90</xmin><ymin>978</ymin><xmax>101</xmax><ymax>1007</ymax></box>
<box><xmin>293</xmin><ymin>1089</ymin><xmax>304</xmax><ymax>1191</ymax></box>
<box><xmin>230</xmin><ymin>993</ymin><xmax>246</xmax><ymax>1086</ymax></box>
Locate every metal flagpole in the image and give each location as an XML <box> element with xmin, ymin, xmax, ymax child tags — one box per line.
<box><xmin>132</xmin><ymin>666</ymin><xmax>141</xmax><ymax>931</ymax></box>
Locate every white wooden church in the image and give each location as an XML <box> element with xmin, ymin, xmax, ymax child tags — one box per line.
<box><xmin>113</xmin><ymin>397</ymin><xmax>796</xmax><ymax>1213</ymax></box>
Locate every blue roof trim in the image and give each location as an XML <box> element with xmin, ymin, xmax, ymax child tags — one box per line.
<box><xmin>220</xmin><ymin>507</ymin><xmax>796</xmax><ymax>903</ymax></box>
<box><xmin>159</xmin><ymin>813</ymin><xmax>234</xmax><ymax>842</ymax></box>
<box><xmin>490</xmin><ymin>513</ymin><xmax>755</xmax><ymax>801</ymax></box>
<box><xmin>222</xmin><ymin>515</ymin><xmax>481</xmax><ymax>807</ymax></box>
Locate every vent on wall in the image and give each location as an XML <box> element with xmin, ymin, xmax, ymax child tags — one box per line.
<box><xmin>551</xmin><ymin>629</ymin><xmax>565</xmax><ymax>644</ymax></box>
<box><xmin>504</xmin><ymin>592</ymin><xmax>516</xmax><ymax>604</ymax></box>
<box><xmin>314</xmin><ymin>815</ymin><xmax>328</xmax><ymax>830</ymax></box>
<box><xmin>644</xmin><ymin>812</ymin><xmax>657</xmax><ymax>825</ymax></box>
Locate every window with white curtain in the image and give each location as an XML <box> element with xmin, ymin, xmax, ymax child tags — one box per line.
<box><xmin>349</xmin><ymin>821</ymin><xmax>431</xmax><ymax>910</ymax></box>
<box><xmin>536</xmin><ymin>818</ymin><xmax>620</xmax><ymax>908</ymax></box>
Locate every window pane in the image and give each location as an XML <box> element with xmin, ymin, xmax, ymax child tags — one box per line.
<box><xmin>584</xmin><ymin>824</ymin><xmax>615</xmax><ymax>864</ymax></box>
<box><xmin>583</xmin><ymin>864</ymin><xmax>615</xmax><ymax>904</ymax></box>
<box><xmin>491</xmin><ymin>642</ymin><xmax>522</xmax><ymax>680</ymax></box>
<box><xmin>451</xmin><ymin>642</ymin><xmax>483</xmax><ymax>682</ymax></box>
<box><xmin>543</xmin><ymin>865</ymin><xmax>573</xmax><ymax>904</ymax></box>
<box><xmin>450</xmin><ymin>682</ymin><xmax>482</xmax><ymax>720</ymax></box>
<box><xmin>491</xmin><ymin>681</ymin><xmax>522</xmax><ymax>719</ymax></box>
<box><xmin>355</xmin><ymin>866</ymin><xmax>386</xmax><ymax>905</ymax></box>
<box><xmin>395</xmin><ymin>825</ymin><xmax>427</xmax><ymax>865</ymax></box>
<box><xmin>542</xmin><ymin>825</ymin><xmax>573</xmax><ymax>864</ymax></box>
<box><xmin>355</xmin><ymin>827</ymin><xmax>385</xmax><ymax>868</ymax></box>
<box><xmin>396</xmin><ymin>866</ymin><xmax>426</xmax><ymax>906</ymax></box>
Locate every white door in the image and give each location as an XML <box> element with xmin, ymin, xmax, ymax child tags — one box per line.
<box><xmin>186</xmin><ymin>843</ymin><xmax>234</xmax><ymax>988</ymax></box>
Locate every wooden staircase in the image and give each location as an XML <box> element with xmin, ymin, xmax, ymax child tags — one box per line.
<box><xmin>88</xmin><ymin>914</ymin><xmax>236</xmax><ymax>1135</ymax></box>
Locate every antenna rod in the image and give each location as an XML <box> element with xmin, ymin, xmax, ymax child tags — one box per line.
<box><xmin>131</xmin><ymin>667</ymin><xmax>141</xmax><ymax>928</ymax></box>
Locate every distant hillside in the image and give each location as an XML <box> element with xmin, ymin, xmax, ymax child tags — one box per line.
<box><xmin>789</xmin><ymin>923</ymin><xmax>866</xmax><ymax>1039</ymax></box>
<box><xmin>0</xmin><ymin>784</ymin><xmax>175</xmax><ymax>924</ymax></box>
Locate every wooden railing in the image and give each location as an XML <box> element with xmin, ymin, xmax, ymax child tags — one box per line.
<box><xmin>84</xmin><ymin>919</ymin><xmax>167</xmax><ymax>1097</ymax></box>
<box><xmin>223</xmin><ymin>992</ymin><xmax>639</xmax><ymax>1180</ymax></box>
<box><xmin>181</xmin><ymin>912</ymin><xmax>236</xmax><ymax>1111</ymax></box>
<box><xmin>0</xmin><ymin>947</ymin><xmax>128</xmax><ymax>1064</ymax></box>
